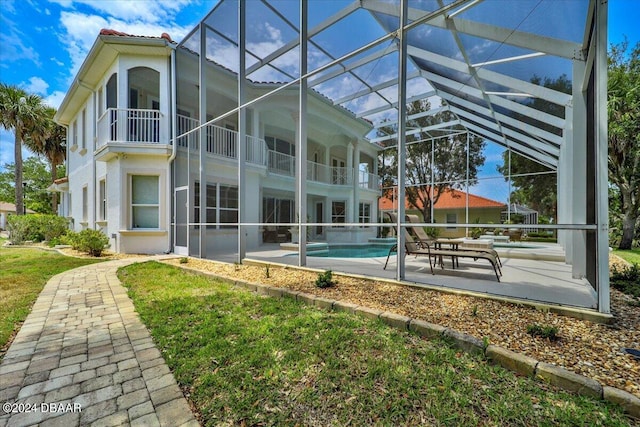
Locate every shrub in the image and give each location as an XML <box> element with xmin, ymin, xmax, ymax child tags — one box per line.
<box><xmin>75</xmin><ymin>229</ymin><xmax>109</xmax><ymax>257</ymax></box>
<box><xmin>315</xmin><ymin>270</ymin><xmax>335</xmax><ymax>288</ymax></box>
<box><xmin>6</xmin><ymin>214</ymin><xmax>70</xmax><ymax>244</ymax></box>
<box><xmin>179</xmin><ymin>257</ymin><xmax>189</xmax><ymax>264</ymax></box>
<box><xmin>60</xmin><ymin>231</ymin><xmax>81</xmax><ymax>250</ymax></box>
<box><xmin>610</xmin><ymin>263</ymin><xmax>640</xmax><ymax>299</ymax></box>
<box><xmin>40</xmin><ymin>216</ymin><xmax>70</xmax><ymax>242</ymax></box>
<box><xmin>527</xmin><ymin>324</ymin><xmax>559</xmax><ymax>341</ymax></box>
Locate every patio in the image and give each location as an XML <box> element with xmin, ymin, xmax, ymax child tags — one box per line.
<box><xmin>208</xmin><ymin>243</ymin><xmax>600</xmax><ymax>314</ymax></box>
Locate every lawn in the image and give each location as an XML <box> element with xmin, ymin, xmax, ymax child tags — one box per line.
<box><xmin>613</xmin><ymin>248</ymin><xmax>640</xmax><ymax>265</ymax></box>
<box><xmin>0</xmin><ymin>246</ymin><xmax>103</xmax><ymax>355</ymax></box>
<box><xmin>119</xmin><ymin>261</ymin><xmax>634</xmax><ymax>426</ymax></box>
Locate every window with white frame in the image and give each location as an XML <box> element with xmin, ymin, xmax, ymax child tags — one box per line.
<box><xmin>82</xmin><ymin>186</ymin><xmax>88</xmax><ymax>222</ymax></box>
<box><xmin>446</xmin><ymin>213</ymin><xmax>457</xmax><ymax>230</ymax></box>
<box><xmin>331</xmin><ymin>201</ymin><xmax>346</xmax><ymax>224</ymax></box>
<box><xmin>131</xmin><ymin>175</ymin><xmax>159</xmax><ymax>229</ymax></box>
<box><xmin>99</xmin><ymin>180</ymin><xmax>106</xmax><ymax>221</ymax></box>
<box><xmin>359</xmin><ymin>202</ymin><xmax>371</xmax><ymax>227</ymax></box>
<box><xmin>194</xmin><ymin>182</ymin><xmax>238</xmax><ymax>229</ymax></box>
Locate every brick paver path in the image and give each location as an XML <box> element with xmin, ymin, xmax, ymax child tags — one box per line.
<box><xmin>0</xmin><ymin>257</ymin><xmax>199</xmax><ymax>427</ymax></box>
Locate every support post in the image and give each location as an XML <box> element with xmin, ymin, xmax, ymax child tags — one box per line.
<box><xmin>198</xmin><ymin>22</ymin><xmax>207</xmax><ymax>259</ymax></box>
<box><xmin>237</xmin><ymin>0</ymin><xmax>247</xmax><ymax>262</ymax></box>
<box><xmin>396</xmin><ymin>0</ymin><xmax>408</xmax><ymax>280</ymax></box>
<box><xmin>297</xmin><ymin>0</ymin><xmax>308</xmax><ymax>267</ymax></box>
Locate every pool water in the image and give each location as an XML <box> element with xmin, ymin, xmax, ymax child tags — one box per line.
<box><xmin>308</xmin><ymin>244</ymin><xmax>394</xmax><ymax>258</ymax></box>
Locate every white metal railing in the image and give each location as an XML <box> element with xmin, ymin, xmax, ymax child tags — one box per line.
<box><xmin>246</xmin><ymin>134</ymin><xmax>268</xmax><ymax>165</ymax></box>
<box><xmin>97</xmin><ymin>108</ymin><xmax>162</xmax><ymax>148</ymax></box>
<box><xmin>178</xmin><ymin>123</ymin><xmax>266</xmax><ymax>165</ymax></box>
<box><xmin>205</xmin><ymin>124</ymin><xmax>237</xmax><ymax>159</ymax></box>
<box><xmin>358</xmin><ymin>171</ymin><xmax>379</xmax><ymax>190</ymax></box>
<box><xmin>268</xmin><ymin>151</ymin><xmax>295</xmax><ymax>176</ymax></box>
<box><xmin>331</xmin><ymin>166</ymin><xmax>351</xmax><ymax>185</ymax></box>
<box><xmin>308</xmin><ymin>161</ymin><xmax>351</xmax><ymax>185</ymax></box>
<box><xmin>176</xmin><ymin>115</ymin><xmax>199</xmax><ymax>149</ymax></box>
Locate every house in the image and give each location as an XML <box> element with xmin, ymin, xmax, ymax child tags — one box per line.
<box><xmin>0</xmin><ymin>202</ymin><xmax>36</xmax><ymax>230</ymax></box>
<box><xmin>379</xmin><ymin>188</ymin><xmax>507</xmax><ymax>238</ymax></box>
<box><xmin>54</xmin><ymin>27</ymin><xmax>381</xmax><ymax>255</ymax></box>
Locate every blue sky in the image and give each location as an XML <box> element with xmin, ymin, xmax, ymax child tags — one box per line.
<box><xmin>0</xmin><ymin>0</ymin><xmax>638</xmax><ymax>203</ymax></box>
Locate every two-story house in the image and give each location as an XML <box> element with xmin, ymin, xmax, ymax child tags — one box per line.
<box><xmin>54</xmin><ymin>28</ymin><xmax>381</xmax><ymax>256</ymax></box>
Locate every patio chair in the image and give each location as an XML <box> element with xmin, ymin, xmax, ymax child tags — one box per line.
<box><xmin>383</xmin><ymin>213</ymin><xmax>502</xmax><ymax>281</ymax></box>
<box><xmin>406</xmin><ymin>214</ymin><xmax>502</xmax><ymax>268</ymax></box>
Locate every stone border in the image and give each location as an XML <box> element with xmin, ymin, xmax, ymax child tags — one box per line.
<box><xmin>174</xmin><ymin>263</ymin><xmax>639</xmax><ymax>419</ymax></box>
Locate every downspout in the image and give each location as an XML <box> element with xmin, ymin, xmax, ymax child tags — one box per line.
<box><xmin>167</xmin><ymin>43</ymin><xmax>177</xmax><ymax>253</ymax></box>
<box><xmin>92</xmin><ymin>91</ymin><xmax>97</xmax><ymax>231</ymax></box>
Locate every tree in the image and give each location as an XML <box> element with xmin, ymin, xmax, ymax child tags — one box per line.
<box><xmin>497</xmin><ymin>152</ymin><xmax>557</xmax><ymax>220</ymax></box>
<box><xmin>497</xmin><ymin>74</ymin><xmax>572</xmax><ymax>221</ymax></box>
<box><xmin>0</xmin><ymin>83</ymin><xmax>47</xmax><ymax>215</ymax></box>
<box><xmin>608</xmin><ymin>40</ymin><xmax>640</xmax><ymax>249</ymax></box>
<box><xmin>378</xmin><ymin>100</ymin><xmax>486</xmax><ymax>222</ymax></box>
<box><xmin>23</xmin><ymin>106</ymin><xmax>66</xmax><ymax>212</ymax></box>
<box><xmin>0</xmin><ymin>157</ymin><xmax>64</xmax><ymax>214</ymax></box>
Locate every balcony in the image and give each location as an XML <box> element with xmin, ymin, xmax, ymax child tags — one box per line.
<box><xmin>173</xmin><ymin>116</ymin><xmax>373</xmax><ymax>189</ymax></box>
<box><xmin>175</xmin><ymin>120</ymin><xmax>268</xmax><ymax>166</ymax></box>
<box><xmin>358</xmin><ymin>171</ymin><xmax>379</xmax><ymax>191</ymax></box>
<box><xmin>96</xmin><ymin>108</ymin><xmax>169</xmax><ymax>160</ymax></box>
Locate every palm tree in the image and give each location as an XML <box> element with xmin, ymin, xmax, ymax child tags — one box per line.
<box><xmin>0</xmin><ymin>83</ymin><xmax>47</xmax><ymax>215</ymax></box>
<box><xmin>24</xmin><ymin>106</ymin><xmax>67</xmax><ymax>213</ymax></box>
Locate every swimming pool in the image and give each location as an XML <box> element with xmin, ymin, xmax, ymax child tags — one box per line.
<box><xmin>307</xmin><ymin>244</ymin><xmax>394</xmax><ymax>258</ymax></box>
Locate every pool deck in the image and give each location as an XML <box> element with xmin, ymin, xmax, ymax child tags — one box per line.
<box><xmin>208</xmin><ymin>242</ymin><xmax>599</xmax><ymax>312</ymax></box>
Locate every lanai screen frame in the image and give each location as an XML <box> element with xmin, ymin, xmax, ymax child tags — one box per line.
<box><xmin>175</xmin><ymin>0</ymin><xmax>610</xmax><ymax>313</ymax></box>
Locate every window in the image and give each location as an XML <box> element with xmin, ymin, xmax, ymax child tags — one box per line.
<box><xmin>72</xmin><ymin>121</ymin><xmax>78</xmax><ymax>147</ymax></box>
<box><xmin>131</xmin><ymin>175</ymin><xmax>159</xmax><ymax>229</ymax></box>
<box><xmin>446</xmin><ymin>213</ymin><xmax>457</xmax><ymax>230</ymax></box>
<box><xmin>81</xmin><ymin>109</ymin><xmax>86</xmax><ymax>150</ymax></box>
<box><xmin>82</xmin><ymin>186</ymin><xmax>88</xmax><ymax>222</ymax></box>
<box><xmin>262</xmin><ymin>197</ymin><xmax>293</xmax><ymax>224</ymax></box>
<box><xmin>331</xmin><ymin>201</ymin><xmax>346</xmax><ymax>224</ymax></box>
<box><xmin>359</xmin><ymin>203</ymin><xmax>371</xmax><ymax>226</ymax></box>
<box><xmin>265</xmin><ymin>136</ymin><xmax>295</xmax><ymax>156</ymax></box>
<box><xmin>194</xmin><ymin>182</ymin><xmax>238</xmax><ymax>229</ymax></box>
<box><xmin>99</xmin><ymin>180</ymin><xmax>106</xmax><ymax>221</ymax></box>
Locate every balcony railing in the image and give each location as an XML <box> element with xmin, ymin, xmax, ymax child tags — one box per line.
<box><xmin>358</xmin><ymin>171</ymin><xmax>379</xmax><ymax>190</ymax></box>
<box><xmin>267</xmin><ymin>155</ymin><xmax>352</xmax><ymax>185</ymax></box>
<box><xmin>268</xmin><ymin>151</ymin><xmax>295</xmax><ymax>176</ymax></box>
<box><xmin>97</xmin><ymin>108</ymin><xmax>162</xmax><ymax>149</ymax></box>
<box><xmin>176</xmin><ymin>119</ymin><xmax>267</xmax><ymax>166</ymax></box>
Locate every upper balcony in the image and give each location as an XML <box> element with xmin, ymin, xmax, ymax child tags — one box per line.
<box><xmin>175</xmin><ymin>115</ymin><xmax>380</xmax><ymax>190</ymax></box>
<box><xmin>95</xmin><ymin>108</ymin><xmax>171</xmax><ymax>161</ymax></box>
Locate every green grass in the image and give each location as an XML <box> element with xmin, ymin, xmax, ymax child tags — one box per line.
<box><xmin>613</xmin><ymin>248</ymin><xmax>640</xmax><ymax>265</ymax></box>
<box><xmin>0</xmin><ymin>247</ymin><xmax>103</xmax><ymax>354</ymax></box>
<box><xmin>119</xmin><ymin>261</ymin><xmax>634</xmax><ymax>426</ymax></box>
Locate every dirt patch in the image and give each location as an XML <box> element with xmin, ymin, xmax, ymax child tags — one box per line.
<box><xmin>163</xmin><ymin>255</ymin><xmax>640</xmax><ymax>399</ymax></box>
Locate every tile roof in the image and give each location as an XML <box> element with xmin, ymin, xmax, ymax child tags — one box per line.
<box><xmin>379</xmin><ymin>187</ymin><xmax>506</xmax><ymax>211</ymax></box>
<box><xmin>100</xmin><ymin>28</ymin><xmax>173</xmax><ymax>43</ymax></box>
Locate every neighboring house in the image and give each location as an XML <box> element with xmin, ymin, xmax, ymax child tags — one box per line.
<box><xmin>54</xmin><ymin>27</ymin><xmax>381</xmax><ymax>255</ymax></box>
<box><xmin>379</xmin><ymin>188</ymin><xmax>507</xmax><ymax>238</ymax></box>
<box><xmin>0</xmin><ymin>202</ymin><xmax>36</xmax><ymax>230</ymax></box>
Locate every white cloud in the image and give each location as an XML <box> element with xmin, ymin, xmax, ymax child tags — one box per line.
<box><xmin>44</xmin><ymin>91</ymin><xmax>67</xmax><ymax>109</ymax></box>
<box><xmin>0</xmin><ymin>18</ymin><xmax>41</xmax><ymax>67</ymax></box>
<box><xmin>23</xmin><ymin>77</ymin><xmax>50</xmax><ymax>96</ymax></box>
<box><xmin>66</xmin><ymin>0</ymin><xmax>193</xmax><ymax>23</ymax></box>
<box><xmin>58</xmin><ymin>11</ymin><xmax>192</xmax><ymax>84</ymax></box>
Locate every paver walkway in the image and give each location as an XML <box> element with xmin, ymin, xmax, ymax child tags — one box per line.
<box><xmin>0</xmin><ymin>257</ymin><xmax>199</xmax><ymax>427</ymax></box>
